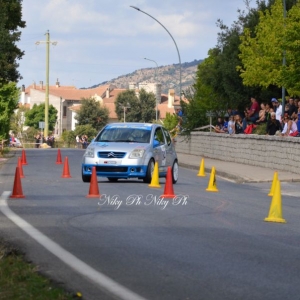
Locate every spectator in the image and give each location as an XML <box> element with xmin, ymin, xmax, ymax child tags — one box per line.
<box><xmin>76</xmin><ymin>135</ymin><xmax>81</xmax><ymax>148</ymax></box>
<box><xmin>228</xmin><ymin>115</ymin><xmax>235</xmax><ymax>134</ymax></box>
<box><xmin>216</xmin><ymin>117</ymin><xmax>224</xmax><ymax>128</ymax></box>
<box><xmin>256</xmin><ymin>103</ymin><xmax>267</xmax><ymax>124</ymax></box>
<box><xmin>214</xmin><ymin>125</ymin><xmax>226</xmax><ymax>133</ymax></box>
<box><xmin>243</xmin><ymin>97</ymin><xmax>260</xmax><ymax>130</ymax></box>
<box><xmin>271</xmin><ymin>98</ymin><xmax>282</xmax><ymax>122</ymax></box>
<box><xmin>266</xmin><ymin>112</ymin><xmax>282</xmax><ymax>135</ymax></box>
<box><xmin>222</xmin><ymin>117</ymin><xmax>229</xmax><ymax>132</ymax></box>
<box><xmin>234</xmin><ymin>115</ymin><xmax>244</xmax><ymax>134</ymax></box>
<box><xmin>288</xmin><ymin>98</ymin><xmax>298</xmax><ymax>118</ymax></box>
<box><xmin>282</xmin><ymin>115</ymin><xmax>298</xmax><ymax>137</ymax></box>
<box><xmin>264</xmin><ymin>103</ymin><xmax>273</xmax><ymax>122</ymax></box>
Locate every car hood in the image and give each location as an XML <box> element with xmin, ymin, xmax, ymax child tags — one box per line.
<box><xmin>90</xmin><ymin>141</ymin><xmax>151</xmax><ymax>152</ymax></box>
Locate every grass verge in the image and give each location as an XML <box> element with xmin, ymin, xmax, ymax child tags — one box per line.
<box><xmin>0</xmin><ymin>240</ymin><xmax>80</xmax><ymax>299</ymax></box>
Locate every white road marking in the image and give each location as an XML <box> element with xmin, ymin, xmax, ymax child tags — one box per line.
<box><xmin>0</xmin><ymin>191</ymin><xmax>147</xmax><ymax>300</ymax></box>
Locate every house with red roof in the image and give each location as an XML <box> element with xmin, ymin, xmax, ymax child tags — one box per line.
<box><xmin>20</xmin><ymin>79</ymin><xmax>181</xmax><ymax>136</ymax></box>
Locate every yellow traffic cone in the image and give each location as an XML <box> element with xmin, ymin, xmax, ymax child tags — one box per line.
<box><xmin>197</xmin><ymin>158</ymin><xmax>206</xmax><ymax>177</ymax></box>
<box><xmin>268</xmin><ymin>171</ymin><xmax>278</xmax><ymax>196</ymax></box>
<box><xmin>206</xmin><ymin>167</ymin><xmax>219</xmax><ymax>192</ymax></box>
<box><xmin>264</xmin><ymin>179</ymin><xmax>286</xmax><ymax>223</ymax></box>
<box><xmin>148</xmin><ymin>161</ymin><xmax>161</xmax><ymax>188</ymax></box>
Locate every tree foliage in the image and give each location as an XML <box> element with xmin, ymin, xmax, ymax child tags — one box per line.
<box><xmin>0</xmin><ymin>82</ymin><xmax>19</xmax><ymax>140</ymax></box>
<box><xmin>115</xmin><ymin>89</ymin><xmax>156</xmax><ymax>122</ymax></box>
<box><xmin>74</xmin><ymin>125</ymin><xmax>97</xmax><ymax>142</ymax></box>
<box><xmin>75</xmin><ymin>97</ymin><xmax>109</xmax><ymax>131</ymax></box>
<box><xmin>24</xmin><ymin>103</ymin><xmax>58</xmax><ymax>131</ymax></box>
<box><xmin>0</xmin><ymin>0</ymin><xmax>26</xmax><ymax>84</ymax></box>
<box><xmin>239</xmin><ymin>0</ymin><xmax>300</xmax><ymax>96</ymax></box>
<box><xmin>10</xmin><ymin>105</ymin><xmax>29</xmax><ymax>136</ymax></box>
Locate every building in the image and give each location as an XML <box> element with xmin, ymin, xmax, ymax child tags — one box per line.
<box><xmin>20</xmin><ymin>80</ymin><xmax>181</xmax><ymax>136</ymax></box>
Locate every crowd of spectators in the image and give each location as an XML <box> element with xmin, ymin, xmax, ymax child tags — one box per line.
<box><xmin>214</xmin><ymin>97</ymin><xmax>300</xmax><ymax>137</ymax></box>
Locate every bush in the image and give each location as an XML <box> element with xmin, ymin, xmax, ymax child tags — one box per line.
<box><xmin>253</xmin><ymin>123</ymin><xmax>267</xmax><ymax>135</ymax></box>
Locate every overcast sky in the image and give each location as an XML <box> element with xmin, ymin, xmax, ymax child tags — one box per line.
<box><xmin>17</xmin><ymin>0</ymin><xmax>252</xmax><ymax>89</ymax></box>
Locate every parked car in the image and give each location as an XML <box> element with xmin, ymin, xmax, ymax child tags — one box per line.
<box><xmin>81</xmin><ymin>123</ymin><xmax>178</xmax><ymax>183</ymax></box>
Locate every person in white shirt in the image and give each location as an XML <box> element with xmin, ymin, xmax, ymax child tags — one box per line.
<box><xmin>271</xmin><ymin>98</ymin><xmax>282</xmax><ymax>122</ymax></box>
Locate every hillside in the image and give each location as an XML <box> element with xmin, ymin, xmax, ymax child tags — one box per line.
<box><xmin>90</xmin><ymin>59</ymin><xmax>202</xmax><ymax>95</ymax></box>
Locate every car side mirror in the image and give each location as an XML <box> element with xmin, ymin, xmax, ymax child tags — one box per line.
<box><xmin>153</xmin><ymin>139</ymin><xmax>160</xmax><ymax>148</ymax></box>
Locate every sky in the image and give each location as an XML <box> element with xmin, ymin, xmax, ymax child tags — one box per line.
<box><xmin>17</xmin><ymin>0</ymin><xmax>253</xmax><ymax>90</ymax></box>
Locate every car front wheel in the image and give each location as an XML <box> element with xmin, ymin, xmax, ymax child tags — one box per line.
<box><xmin>172</xmin><ymin>160</ymin><xmax>179</xmax><ymax>184</ymax></box>
<box><xmin>143</xmin><ymin>159</ymin><xmax>155</xmax><ymax>183</ymax></box>
<box><xmin>82</xmin><ymin>172</ymin><xmax>91</xmax><ymax>182</ymax></box>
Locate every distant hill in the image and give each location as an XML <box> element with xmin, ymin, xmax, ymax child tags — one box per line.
<box><xmin>89</xmin><ymin>59</ymin><xmax>203</xmax><ymax>95</ymax></box>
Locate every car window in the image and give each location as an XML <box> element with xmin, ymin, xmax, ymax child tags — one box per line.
<box><xmin>154</xmin><ymin>128</ymin><xmax>165</xmax><ymax>145</ymax></box>
<box><xmin>96</xmin><ymin>127</ymin><xmax>151</xmax><ymax>143</ymax></box>
<box><xmin>162</xmin><ymin>128</ymin><xmax>172</xmax><ymax>146</ymax></box>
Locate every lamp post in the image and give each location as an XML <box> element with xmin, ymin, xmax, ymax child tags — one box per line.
<box><xmin>144</xmin><ymin>57</ymin><xmax>158</xmax><ymax>121</ymax></box>
<box><xmin>130</xmin><ymin>6</ymin><xmax>182</xmax><ymax>101</ymax></box>
<box><xmin>282</xmin><ymin>0</ymin><xmax>287</xmax><ymax>118</ymax></box>
<box><xmin>121</xmin><ymin>103</ymin><xmax>131</xmax><ymax>123</ymax></box>
<box><xmin>35</xmin><ymin>30</ymin><xmax>57</xmax><ymax>138</ymax></box>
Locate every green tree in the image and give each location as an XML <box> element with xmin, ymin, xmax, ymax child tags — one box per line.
<box><xmin>238</xmin><ymin>0</ymin><xmax>300</xmax><ymax>95</ymax></box>
<box><xmin>115</xmin><ymin>89</ymin><xmax>156</xmax><ymax>122</ymax></box>
<box><xmin>0</xmin><ymin>0</ymin><xmax>26</xmax><ymax>84</ymax></box>
<box><xmin>25</xmin><ymin>103</ymin><xmax>58</xmax><ymax>131</ymax></box>
<box><xmin>75</xmin><ymin>97</ymin><xmax>109</xmax><ymax>131</ymax></box>
<box><xmin>10</xmin><ymin>105</ymin><xmax>29</xmax><ymax>136</ymax></box>
<box><xmin>0</xmin><ymin>82</ymin><xmax>19</xmax><ymax>140</ymax></box>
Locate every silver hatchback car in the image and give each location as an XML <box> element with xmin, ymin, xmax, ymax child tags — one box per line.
<box><xmin>81</xmin><ymin>123</ymin><xmax>178</xmax><ymax>183</ymax></box>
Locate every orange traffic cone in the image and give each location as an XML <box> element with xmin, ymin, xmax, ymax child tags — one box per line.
<box><xmin>21</xmin><ymin>149</ymin><xmax>28</xmax><ymax>165</ymax></box>
<box><xmin>61</xmin><ymin>156</ymin><xmax>71</xmax><ymax>178</ymax></box>
<box><xmin>10</xmin><ymin>167</ymin><xmax>25</xmax><ymax>198</ymax></box>
<box><xmin>86</xmin><ymin>166</ymin><xmax>100</xmax><ymax>198</ymax></box>
<box><xmin>18</xmin><ymin>157</ymin><xmax>25</xmax><ymax>178</ymax></box>
<box><xmin>161</xmin><ymin>166</ymin><xmax>176</xmax><ymax>199</ymax></box>
<box><xmin>56</xmin><ymin>149</ymin><xmax>63</xmax><ymax>164</ymax></box>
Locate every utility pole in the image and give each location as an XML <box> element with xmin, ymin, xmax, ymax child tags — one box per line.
<box><xmin>36</xmin><ymin>30</ymin><xmax>57</xmax><ymax>138</ymax></box>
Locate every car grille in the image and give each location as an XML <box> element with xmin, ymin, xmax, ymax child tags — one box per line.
<box><xmin>97</xmin><ymin>151</ymin><xmax>126</xmax><ymax>158</ymax></box>
<box><xmin>95</xmin><ymin>166</ymin><xmax>128</xmax><ymax>172</ymax></box>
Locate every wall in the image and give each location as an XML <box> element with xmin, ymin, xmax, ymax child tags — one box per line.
<box><xmin>175</xmin><ymin>132</ymin><xmax>300</xmax><ymax>175</ymax></box>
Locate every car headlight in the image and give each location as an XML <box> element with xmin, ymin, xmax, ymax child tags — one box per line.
<box><xmin>84</xmin><ymin>147</ymin><xmax>95</xmax><ymax>158</ymax></box>
<box><xmin>129</xmin><ymin>149</ymin><xmax>145</xmax><ymax>159</ymax></box>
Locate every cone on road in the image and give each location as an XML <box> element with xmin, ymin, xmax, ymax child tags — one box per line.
<box><xmin>18</xmin><ymin>157</ymin><xmax>25</xmax><ymax>178</ymax></box>
<box><xmin>264</xmin><ymin>179</ymin><xmax>286</xmax><ymax>223</ymax></box>
<box><xmin>161</xmin><ymin>166</ymin><xmax>176</xmax><ymax>199</ymax></box>
<box><xmin>21</xmin><ymin>149</ymin><xmax>28</xmax><ymax>165</ymax></box>
<box><xmin>61</xmin><ymin>156</ymin><xmax>71</xmax><ymax>178</ymax></box>
<box><xmin>149</xmin><ymin>161</ymin><xmax>161</xmax><ymax>188</ymax></box>
<box><xmin>268</xmin><ymin>171</ymin><xmax>278</xmax><ymax>196</ymax></box>
<box><xmin>56</xmin><ymin>149</ymin><xmax>63</xmax><ymax>164</ymax></box>
<box><xmin>10</xmin><ymin>167</ymin><xmax>25</xmax><ymax>198</ymax></box>
<box><xmin>197</xmin><ymin>158</ymin><xmax>206</xmax><ymax>177</ymax></box>
<box><xmin>86</xmin><ymin>166</ymin><xmax>100</xmax><ymax>198</ymax></box>
<box><xmin>206</xmin><ymin>167</ymin><xmax>219</xmax><ymax>192</ymax></box>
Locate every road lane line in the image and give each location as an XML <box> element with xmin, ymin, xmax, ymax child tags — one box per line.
<box><xmin>0</xmin><ymin>191</ymin><xmax>147</xmax><ymax>300</ymax></box>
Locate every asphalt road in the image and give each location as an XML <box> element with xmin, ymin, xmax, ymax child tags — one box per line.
<box><xmin>1</xmin><ymin>149</ymin><xmax>300</xmax><ymax>300</ymax></box>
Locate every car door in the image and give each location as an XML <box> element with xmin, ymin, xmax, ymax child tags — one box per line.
<box><xmin>153</xmin><ymin>127</ymin><xmax>167</xmax><ymax>173</ymax></box>
<box><xmin>162</xmin><ymin>127</ymin><xmax>175</xmax><ymax>168</ymax></box>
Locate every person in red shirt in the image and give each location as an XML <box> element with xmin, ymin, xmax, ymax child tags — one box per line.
<box><xmin>243</xmin><ymin>97</ymin><xmax>260</xmax><ymax>130</ymax></box>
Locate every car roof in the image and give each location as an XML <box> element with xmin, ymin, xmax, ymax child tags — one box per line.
<box><xmin>105</xmin><ymin>123</ymin><xmax>161</xmax><ymax>129</ymax></box>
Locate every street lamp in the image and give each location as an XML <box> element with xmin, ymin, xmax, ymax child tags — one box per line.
<box><xmin>130</xmin><ymin>6</ymin><xmax>182</xmax><ymax>101</ymax></box>
<box><xmin>35</xmin><ymin>30</ymin><xmax>57</xmax><ymax>138</ymax></box>
<box><xmin>121</xmin><ymin>102</ymin><xmax>131</xmax><ymax>123</ymax></box>
<box><xmin>144</xmin><ymin>57</ymin><xmax>158</xmax><ymax>121</ymax></box>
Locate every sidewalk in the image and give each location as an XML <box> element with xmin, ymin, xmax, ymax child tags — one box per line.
<box><xmin>177</xmin><ymin>153</ymin><xmax>300</xmax><ymax>183</ymax></box>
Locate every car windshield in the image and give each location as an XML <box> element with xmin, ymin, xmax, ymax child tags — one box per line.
<box><xmin>96</xmin><ymin>127</ymin><xmax>151</xmax><ymax>143</ymax></box>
